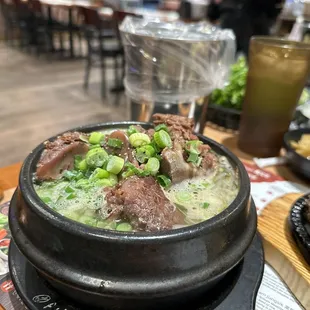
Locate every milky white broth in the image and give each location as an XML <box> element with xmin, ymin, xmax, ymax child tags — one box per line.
<box><xmin>34</xmin><ymin>129</ymin><xmax>239</xmax><ymax>230</ymax></box>
<box><xmin>165</xmin><ymin>156</ymin><xmax>238</xmax><ymax>225</ymax></box>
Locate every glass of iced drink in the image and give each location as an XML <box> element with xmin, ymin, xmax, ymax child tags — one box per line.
<box><xmin>238</xmin><ymin>36</ymin><xmax>310</xmax><ymax>157</ymax></box>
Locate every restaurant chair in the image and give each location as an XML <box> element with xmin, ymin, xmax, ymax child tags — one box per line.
<box><xmin>23</xmin><ymin>0</ymin><xmax>52</xmax><ymax>55</ymax></box>
<box><xmin>0</xmin><ymin>0</ymin><xmax>11</xmax><ymax>43</ymax></box>
<box><xmin>80</xmin><ymin>6</ymin><xmax>125</xmax><ymax>98</ymax></box>
<box><xmin>38</xmin><ymin>3</ymin><xmax>83</xmax><ymax>59</ymax></box>
<box><xmin>0</xmin><ymin>0</ymin><xmax>21</xmax><ymax>46</ymax></box>
<box><xmin>53</xmin><ymin>5</ymin><xmax>84</xmax><ymax>58</ymax></box>
<box><xmin>4</xmin><ymin>0</ymin><xmax>44</xmax><ymax>53</ymax></box>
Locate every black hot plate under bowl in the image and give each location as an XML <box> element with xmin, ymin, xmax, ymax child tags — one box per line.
<box><xmin>8</xmin><ymin>229</ymin><xmax>264</xmax><ymax>310</ymax></box>
<box><xmin>9</xmin><ymin>122</ymin><xmax>257</xmax><ymax>309</ymax></box>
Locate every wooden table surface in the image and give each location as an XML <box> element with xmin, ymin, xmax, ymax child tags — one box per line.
<box><xmin>203</xmin><ymin>125</ymin><xmax>310</xmax><ymax>308</ymax></box>
<box><xmin>0</xmin><ymin>126</ymin><xmax>310</xmax><ymax>307</ymax></box>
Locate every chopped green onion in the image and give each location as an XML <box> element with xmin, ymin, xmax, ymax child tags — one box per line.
<box><xmin>127</xmin><ymin>125</ymin><xmax>139</xmax><ymax>136</ymax></box>
<box><xmin>138</xmin><ymin>145</ymin><xmax>155</xmax><ymax>157</ymax></box>
<box><xmin>116</xmin><ymin>222</ymin><xmax>133</xmax><ymax>232</ymax></box>
<box><xmin>64</xmin><ymin>185</ymin><xmax>75</xmax><ymax>193</ymax></box>
<box><xmin>176</xmin><ymin>192</ymin><xmax>192</xmax><ymax>202</ymax></box>
<box><xmin>74</xmin><ymin>155</ymin><xmax>83</xmax><ymax>169</ymax></box>
<box><xmin>97</xmin><ymin>221</ymin><xmax>108</xmax><ymax>229</ymax></box>
<box><xmin>157</xmin><ymin>175</ymin><xmax>171</xmax><ymax>188</ymax></box>
<box><xmin>202</xmin><ymin>182</ymin><xmax>210</xmax><ymax>188</ymax></box>
<box><xmin>75</xmin><ymin>171</ymin><xmax>84</xmax><ymax>180</ymax></box>
<box><xmin>77</xmin><ymin>159</ymin><xmax>88</xmax><ymax>172</ymax></box>
<box><xmin>108</xmin><ymin>173</ymin><xmax>118</xmax><ymax>186</ymax></box>
<box><xmin>122</xmin><ymin>169</ymin><xmax>135</xmax><ymax>179</ymax></box>
<box><xmin>129</xmin><ymin>133</ymin><xmax>151</xmax><ymax>147</ymax></box>
<box><xmin>95</xmin><ymin>179</ymin><xmax>113</xmax><ymax>187</ymax></box>
<box><xmin>155</xmin><ymin>124</ymin><xmax>169</xmax><ymax>132</ymax></box>
<box><xmin>86</xmin><ymin>148</ymin><xmax>108</xmax><ymax>168</ymax></box>
<box><xmin>124</xmin><ymin>162</ymin><xmax>150</xmax><ymax>177</ymax></box>
<box><xmin>76</xmin><ymin>179</ymin><xmax>91</xmax><ymax>189</ymax></box>
<box><xmin>89</xmin><ymin>144</ymin><xmax>101</xmax><ymax>150</ymax></box>
<box><xmin>78</xmin><ymin>215</ymin><xmax>97</xmax><ymax>226</ymax></box>
<box><xmin>197</xmin><ymin>157</ymin><xmax>202</xmax><ymax>167</ymax></box>
<box><xmin>56</xmin><ymin>194</ymin><xmax>64</xmax><ymax>202</ymax></box>
<box><xmin>154</xmin><ymin>153</ymin><xmax>162</xmax><ymax>161</ymax></box>
<box><xmin>62</xmin><ymin>170</ymin><xmax>77</xmax><ymax>180</ymax></box>
<box><xmin>0</xmin><ymin>214</ymin><xmax>8</xmax><ymax>225</ymax></box>
<box><xmin>144</xmin><ymin>157</ymin><xmax>160</xmax><ymax>175</ymax></box>
<box><xmin>135</xmin><ymin>152</ymin><xmax>148</xmax><ymax>164</ymax></box>
<box><xmin>108</xmin><ymin>138</ymin><xmax>123</xmax><ymax>148</ymax></box>
<box><xmin>79</xmin><ymin>134</ymin><xmax>89</xmax><ymax>143</ymax></box>
<box><xmin>41</xmin><ymin>196</ymin><xmax>52</xmax><ymax>204</ymax></box>
<box><xmin>124</xmin><ymin>162</ymin><xmax>139</xmax><ymax>173</ymax></box>
<box><xmin>89</xmin><ymin>132</ymin><xmax>105</xmax><ymax>145</ymax></box>
<box><xmin>66</xmin><ymin>192</ymin><xmax>76</xmax><ymax>200</ymax></box>
<box><xmin>135</xmin><ymin>145</ymin><xmax>156</xmax><ymax>163</ymax></box>
<box><xmin>150</xmin><ymin>141</ymin><xmax>161</xmax><ymax>153</ymax></box>
<box><xmin>202</xmin><ymin>202</ymin><xmax>210</xmax><ymax>209</ymax></box>
<box><xmin>105</xmin><ymin>221</ymin><xmax>117</xmax><ymax>230</ymax></box>
<box><xmin>106</xmin><ymin>156</ymin><xmax>124</xmax><ymax>174</ymax></box>
<box><xmin>90</xmin><ymin>168</ymin><xmax>109</xmax><ymax>180</ymax></box>
<box><xmin>187</xmin><ymin>153</ymin><xmax>199</xmax><ymax>164</ymax></box>
<box><xmin>186</xmin><ymin>140</ymin><xmax>203</xmax><ymax>155</ymax></box>
<box><xmin>154</xmin><ymin>130</ymin><xmax>172</xmax><ymax>148</ymax></box>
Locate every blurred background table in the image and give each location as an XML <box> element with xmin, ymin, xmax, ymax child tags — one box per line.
<box><xmin>100</xmin><ymin>6</ymin><xmax>179</xmax><ymax>21</ymax></box>
<box><xmin>39</xmin><ymin>0</ymin><xmax>99</xmax><ymax>6</ymax></box>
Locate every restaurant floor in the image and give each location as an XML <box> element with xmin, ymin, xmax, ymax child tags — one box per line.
<box><xmin>0</xmin><ymin>43</ymin><xmax>129</xmax><ymax>168</ymax></box>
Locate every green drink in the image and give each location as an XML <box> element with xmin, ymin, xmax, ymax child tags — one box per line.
<box><xmin>238</xmin><ymin>37</ymin><xmax>310</xmax><ymax>157</ymax></box>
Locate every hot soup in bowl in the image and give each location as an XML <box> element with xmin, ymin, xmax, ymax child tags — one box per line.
<box><xmin>34</xmin><ymin>114</ymin><xmax>239</xmax><ymax>232</ymax></box>
<box><xmin>9</xmin><ymin>114</ymin><xmax>256</xmax><ymax>309</ymax></box>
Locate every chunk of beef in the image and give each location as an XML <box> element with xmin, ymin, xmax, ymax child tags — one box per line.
<box><xmin>152</xmin><ymin>114</ymin><xmax>218</xmax><ymax>183</ymax></box>
<box><xmin>146</xmin><ymin>128</ymin><xmax>155</xmax><ymax>139</ymax></box>
<box><xmin>131</xmin><ymin>125</ymin><xmax>155</xmax><ymax>139</ymax></box>
<box><xmin>105</xmin><ymin>176</ymin><xmax>180</xmax><ymax>231</ymax></box>
<box><xmin>107</xmin><ymin>130</ymin><xmax>137</xmax><ymax>165</ymax></box>
<box><xmin>199</xmin><ymin>144</ymin><xmax>218</xmax><ymax>171</ymax></box>
<box><xmin>36</xmin><ymin>132</ymin><xmax>88</xmax><ymax>180</ymax></box>
<box><xmin>152</xmin><ymin>113</ymin><xmax>197</xmax><ymax>143</ymax></box>
<box><xmin>161</xmin><ymin>143</ymin><xmax>191</xmax><ymax>183</ymax></box>
<box><xmin>161</xmin><ymin>142</ymin><xmax>215</xmax><ymax>183</ymax></box>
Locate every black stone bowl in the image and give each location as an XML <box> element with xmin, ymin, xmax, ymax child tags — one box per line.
<box><xmin>283</xmin><ymin>128</ymin><xmax>310</xmax><ymax>180</ymax></box>
<box><xmin>9</xmin><ymin>122</ymin><xmax>257</xmax><ymax>310</ymax></box>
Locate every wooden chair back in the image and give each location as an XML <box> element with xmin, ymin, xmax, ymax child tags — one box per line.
<box><xmin>28</xmin><ymin>0</ymin><xmax>42</xmax><ymax>14</ymax></box>
<box><xmin>80</xmin><ymin>6</ymin><xmax>105</xmax><ymax>29</ymax></box>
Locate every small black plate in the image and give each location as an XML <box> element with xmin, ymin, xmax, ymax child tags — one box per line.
<box><xmin>283</xmin><ymin>128</ymin><xmax>310</xmax><ymax>180</ymax></box>
<box><xmin>206</xmin><ymin>103</ymin><xmax>241</xmax><ymax>131</ymax></box>
<box><xmin>289</xmin><ymin>193</ymin><xmax>310</xmax><ymax>265</ymax></box>
<box><xmin>9</xmin><ymin>234</ymin><xmax>264</xmax><ymax>310</ymax></box>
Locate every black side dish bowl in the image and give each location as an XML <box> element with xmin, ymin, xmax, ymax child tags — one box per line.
<box><xmin>9</xmin><ymin>122</ymin><xmax>257</xmax><ymax>309</ymax></box>
<box><xmin>289</xmin><ymin>193</ymin><xmax>310</xmax><ymax>265</ymax></box>
<box><xmin>206</xmin><ymin>103</ymin><xmax>241</xmax><ymax>131</ymax></box>
<box><xmin>283</xmin><ymin>128</ymin><xmax>310</xmax><ymax>180</ymax></box>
